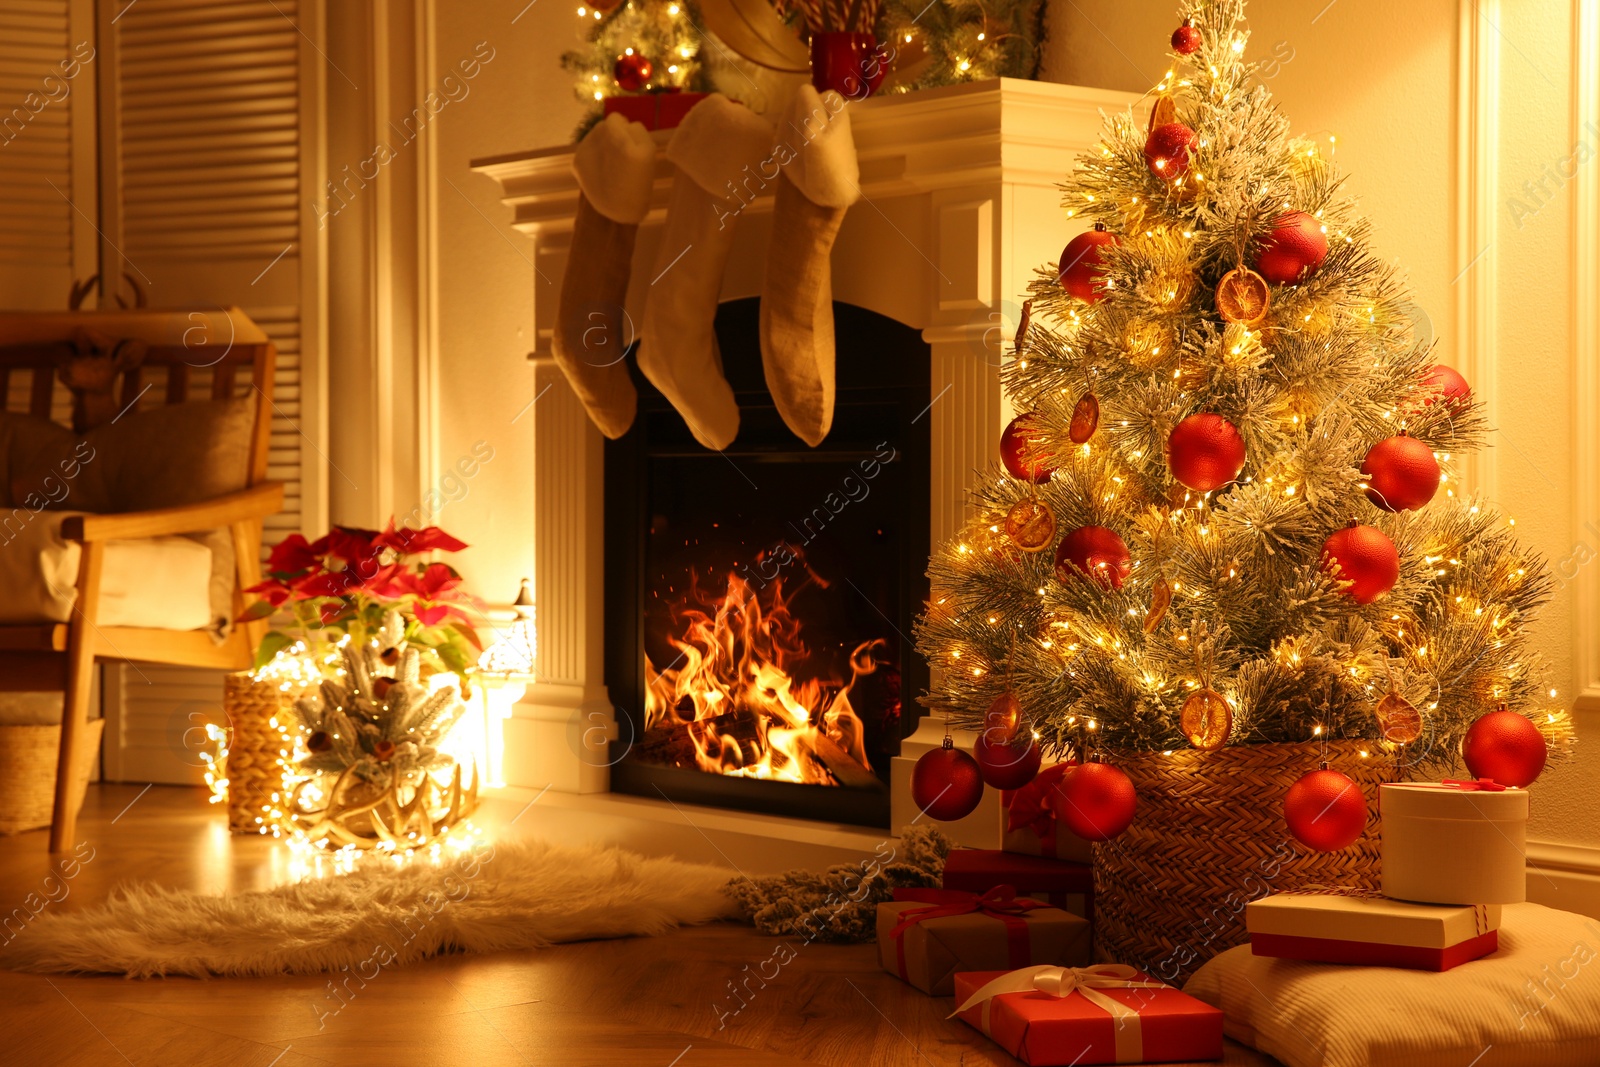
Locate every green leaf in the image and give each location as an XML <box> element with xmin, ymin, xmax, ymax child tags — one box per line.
<box><xmin>253</xmin><ymin>630</ymin><xmax>294</xmax><ymax>671</ymax></box>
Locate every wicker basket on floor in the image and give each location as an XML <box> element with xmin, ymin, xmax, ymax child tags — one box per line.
<box><xmin>1091</xmin><ymin>740</ymin><xmax>1386</xmax><ymax>984</ymax></box>
<box><xmin>220</xmin><ymin>672</ymin><xmax>310</xmax><ymax>833</ymax></box>
<box><xmin>0</xmin><ymin>719</ymin><xmax>106</xmax><ymax>836</ymax></box>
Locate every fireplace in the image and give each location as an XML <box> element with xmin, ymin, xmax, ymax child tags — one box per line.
<box><xmin>604</xmin><ymin>298</ymin><xmax>929</xmax><ymax>827</ymax></box>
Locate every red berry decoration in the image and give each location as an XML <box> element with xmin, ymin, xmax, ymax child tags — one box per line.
<box><xmin>1052</xmin><ymin>762</ymin><xmax>1137</xmax><ymax>842</ymax></box>
<box><xmin>613</xmin><ymin>51</ymin><xmax>653</xmax><ymax>92</ymax></box>
<box><xmin>1167</xmin><ymin>413</ymin><xmax>1246</xmax><ymax>492</ymax></box>
<box><xmin>1284</xmin><ymin>767</ymin><xmax>1368</xmax><ymax>851</ymax></box>
<box><xmin>1255</xmin><ymin>211</ymin><xmax>1328</xmax><ymax>285</ymax></box>
<box><xmin>1421</xmin><ymin>364</ymin><xmax>1471</xmax><ymax>405</ymax></box>
<box><xmin>1171</xmin><ymin>18</ymin><xmax>1201</xmax><ymax>55</ymax></box>
<box><xmin>1462</xmin><ymin>707</ymin><xmax>1548</xmax><ymax>787</ymax></box>
<box><xmin>911</xmin><ymin>736</ymin><xmax>985</xmax><ymax>821</ymax></box>
<box><xmin>974</xmin><ymin>732</ymin><xmax>1042</xmax><ymax>791</ymax></box>
<box><xmin>1000</xmin><ymin>413</ymin><xmax>1055</xmax><ymax>484</ymax></box>
<box><xmin>1321</xmin><ymin>523</ymin><xmax>1400</xmax><ymax>605</ymax></box>
<box><xmin>1059</xmin><ymin>224</ymin><xmax>1118</xmax><ymax>303</ymax></box>
<box><xmin>1362</xmin><ymin>433</ymin><xmax>1441</xmax><ymax>512</ymax></box>
<box><xmin>1055</xmin><ymin>525</ymin><xmax>1132</xmax><ymax>590</ymax></box>
<box><xmin>1144</xmin><ymin>122</ymin><xmax>1197</xmax><ymax>178</ymax></box>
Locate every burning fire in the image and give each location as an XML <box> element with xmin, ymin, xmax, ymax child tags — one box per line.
<box><xmin>644</xmin><ymin>570</ymin><xmax>885</xmax><ymax>786</ymax></box>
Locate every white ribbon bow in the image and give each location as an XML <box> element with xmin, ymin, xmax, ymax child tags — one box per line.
<box><xmin>950</xmin><ymin>964</ymin><xmax>1170</xmax><ymax>1062</ymax></box>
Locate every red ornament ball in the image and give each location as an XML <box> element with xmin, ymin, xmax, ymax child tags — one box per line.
<box><xmin>1171</xmin><ymin>18</ymin><xmax>1201</xmax><ymax>55</ymax></box>
<box><xmin>1322</xmin><ymin>524</ymin><xmax>1400</xmax><ymax>605</ymax></box>
<box><xmin>613</xmin><ymin>52</ymin><xmax>653</xmax><ymax>92</ymax></box>
<box><xmin>1000</xmin><ymin>413</ymin><xmax>1055</xmax><ymax>484</ymax></box>
<box><xmin>1462</xmin><ymin>709</ymin><xmax>1548</xmax><ymax>787</ymax></box>
<box><xmin>1052</xmin><ymin>762</ymin><xmax>1137</xmax><ymax>842</ymax></box>
<box><xmin>1167</xmin><ymin>413</ymin><xmax>1246</xmax><ymax>493</ymax></box>
<box><xmin>1255</xmin><ymin>211</ymin><xmax>1328</xmax><ymax>285</ymax></box>
<box><xmin>1421</xmin><ymin>364</ymin><xmax>1472</xmax><ymax>405</ymax></box>
<box><xmin>1144</xmin><ymin>122</ymin><xmax>1197</xmax><ymax>177</ymax></box>
<box><xmin>1284</xmin><ymin>768</ymin><xmax>1368</xmax><ymax>851</ymax></box>
<box><xmin>974</xmin><ymin>732</ymin><xmax>1042</xmax><ymax>791</ymax></box>
<box><xmin>1362</xmin><ymin>433</ymin><xmax>1441</xmax><ymax>512</ymax></box>
<box><xmin>1059</xmin><ymin>224</ymin><xmax>1118</xmax><ymax>303</ymax></box>
<box><xmin>1055</xmin><ymin>525</ymin><xmax>1132</xmax><ymax>590</ymax></box>
<box><xmin>911</xmin><ymin>737</ymin><xmax>985</xmax><ymax>821</ymax></box>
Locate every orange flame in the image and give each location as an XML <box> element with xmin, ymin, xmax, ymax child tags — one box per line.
<box><xmin>644</xmin><ymin>570</ymin><xmax>882</xmax><ymax>785</ymax></box>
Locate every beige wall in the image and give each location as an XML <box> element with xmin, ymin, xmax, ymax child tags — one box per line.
<box><xmin>417</xmin><ymin>1</ymin><xmax>1597</xmax><ymax>855</ymax></box>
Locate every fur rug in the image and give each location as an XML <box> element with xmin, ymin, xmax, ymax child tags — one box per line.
<box><xmin>0</xmin><ymin>838</ymin><xmax>738</xmax><ymax>978</ymax></box>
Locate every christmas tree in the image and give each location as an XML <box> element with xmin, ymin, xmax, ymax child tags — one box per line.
<box><xmin>915</xmin><ymin>0</ymin><xmax>1571</xmax><ymax>775</ymax></box>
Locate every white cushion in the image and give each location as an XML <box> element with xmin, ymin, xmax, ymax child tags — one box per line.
<box><xmin>1184</xmin><ymin>901</ymin><xmax>1600</xmax><ymax>1067</ymax></box>
<box><xmin>0</xmin><ymin>511</ymin><xmax>214</xmax><ymax>631</ymax></box>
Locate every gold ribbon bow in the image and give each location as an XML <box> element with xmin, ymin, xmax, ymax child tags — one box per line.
<box><xmin>951</xmin><ymin>964</ymin><xmax>1169</xmax><ymax>1062</ymax></box>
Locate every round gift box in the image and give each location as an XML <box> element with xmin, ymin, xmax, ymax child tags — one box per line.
<box><xmin>1380</xmin><ymin>783</ymin><xmax>1529</xmax><ymax>905</ymax></box>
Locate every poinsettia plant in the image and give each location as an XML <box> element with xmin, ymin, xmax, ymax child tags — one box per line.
<box><xmin>241</xmin><ymin>520</ymin><xmax>483</xmax><ymax>677</ymax></box>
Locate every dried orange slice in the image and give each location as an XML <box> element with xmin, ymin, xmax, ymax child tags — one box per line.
<box><xmin>1004</xmin><ymin>498</ymin><xmax>1057</xmax><ymax>553</ymax></box>
<box><xmin>1069</xmin><ymin>392</ymin><xmax>1100</xmax><ymax>444</ymax></box>
<box><xmin>1181</xmin><ymin>688</ymin><xmax>1232</xmax><ymax>750</ymax></box>
<box><xmin>1376</xmin><ymin>691</ymin><xmax>1423</xmax><ymax>744</ymax></box>
<box><xmin>1215</xmin><ymin>267</ymin><xmax>1271</xmax><ymax>327</ymax></box>
<box><xmin>985</xmin><ymin>691</ymin><xmax>1023</xmax><ymax>743</ymax></box>
<box><xmin>1144</xmin><ymin>577</ymin><xmax>1172</xmax><ymax>634</ymax></box>
<box><xmin>1014</xmin><ymin>300</ymin><xmax>1032</xmax><ymax>350</ymax></box>
<box><xmin>1149</xmin><ymin>94</ymin><xmax>1177</xmax><ymax>133</ymax></box>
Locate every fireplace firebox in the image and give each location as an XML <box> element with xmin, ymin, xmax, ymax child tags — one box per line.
<box><xmin>604</xmin><ymin>298</ymin><xmax>930</xmax><ymax>827</ymax></box>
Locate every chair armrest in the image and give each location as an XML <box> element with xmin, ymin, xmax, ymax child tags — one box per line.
<box><xmin>59</xmin><ymin>483</ymin><xmax>286</xmax><ymax>542</ymax></box>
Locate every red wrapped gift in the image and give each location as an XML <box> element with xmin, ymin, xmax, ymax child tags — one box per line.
<box><xmin>1246</xmin><ymin>891</ymin><xmax>1502</xmax><ymax>971</ymax></box>
<box><xmin>944</xmin><ymin>848</ymin><xmax>1094</xmax><ymax>925</ymax></box>
<box><xmin>952</xmin><ymin>964</ymin><xmax>1224</xmax><ymax>1065</ymax></box>
<box><xmin>877</xmin><ymin>886</ymin><xmax>1090</xmax><ymax>996</ymax></box>
<box><xmin>1002</xmin><ymin>762</ymin><xmax>1093</xmax><ymax>862</ymax></box>
<box><xmin>602</xmin><ymin>91</ymin><xmax>707</xmax><ymax>130</ymax></box>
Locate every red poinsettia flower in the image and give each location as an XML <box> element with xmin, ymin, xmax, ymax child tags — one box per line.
<box><xmin>395</xmin><ymin>563</ymin><xmax>472</xmax><ymax>627</ymax></box>
<box><xmin>266</xmin><ymin>534</ymin><xmax>319</xmax><ymax>576</ymax></box>
<box><xmin>245</xmin><ymin>577</ymin><xmax>293</xmax><ymax>607</ymax></box>
<box><xmin>293</xmin><ymin>568</ymin><xmax>363</xmax><ymax>599</ymax></box>
<box><xmin>373</xmin><ymin>519</ymin><xmax>469</xmax><ymax>556</ymax></box>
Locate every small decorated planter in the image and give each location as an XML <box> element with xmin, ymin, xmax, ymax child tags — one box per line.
<box><xmin>1380</xmin><ymin>780</ymin><xmax>1529</xmax><ymax>904</ymax></box>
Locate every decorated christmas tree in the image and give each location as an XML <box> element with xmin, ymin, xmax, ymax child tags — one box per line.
<box><xmin>911</xmin><ymin>0</ymin><xmax>1570</xmax><ymax>973</ymax></box>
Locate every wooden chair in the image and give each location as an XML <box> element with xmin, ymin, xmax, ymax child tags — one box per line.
<box><xmin>0</xmin><ymin>308</ymin><xmax>284</xmax><ymax>851</ymax></box>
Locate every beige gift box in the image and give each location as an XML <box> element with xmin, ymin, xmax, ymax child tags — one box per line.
<box><xmin>1380</xmin><ymin>782</ymin><xmax>1528</xmax><ymax>905</ymax></box>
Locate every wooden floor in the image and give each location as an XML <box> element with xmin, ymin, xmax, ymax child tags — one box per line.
<box><xmin>0</xmin><ymin>784</ymin><xmax>1281</xmax><ymax>1067</ymax></box>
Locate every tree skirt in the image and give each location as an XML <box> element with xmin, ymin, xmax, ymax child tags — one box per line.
<box><xmin>0</xmin><ymin>838</ymin><xmax>738</xmax><ymax>978</ymax></box>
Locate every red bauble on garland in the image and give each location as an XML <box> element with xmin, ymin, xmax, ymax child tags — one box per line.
<box><xmin>1144</xmin><ymin>122</ymin><xmax>1197</xmax><ymax>177</ymax></box>
<box><xmin>974</xmin><ymin>731</ymin><xmax>1042</xmax><ymax>790</ymax></box>
<box><xmin>1255</xmin><ymin>211</ymin><xmax>1328</xmax><ymax>285</ymax></box>
<box><xmin>1171</xmin><ymin>18</ymin><xmax>1201</xmax><ymax>54</ymax></box>
<box><xmin>1059</xmin><ymin>224</ymin><xmax>1118</xmax><ymax>303</ymax></box>
<box><xmin>1052</xmin><ymin>762</ymin><xmax>1137</xmax><ymax>842</ymax></box>
<box><xmin>1462</xmin><ymin>708</ymin><xmax>1548</xmax><ymax>787</ymax></box>
<box><xmin>1167</xmin><ymin>413</ymin><xmax>1246</xmax><ymax>492</ymax></box>
<box><xmin>911</xmin><ymin>736</ymin><xmax>985</xmax><ymax>821</ymax></box>
<box><xmin>1321</xmin><ymin>523</ymin><xmax>1400</xmax><ymax>605</ymax></box>
<box><xmin>613</xmin><ymin>51</ymin><xmax>653</xmax><ymax>91</ymax></box>
<box><xmin>1284</xmin><ymin>767</ymin><xmax>1368</xmax><ymax>851</ymax></box>
<box><xmin>1055</xmin><ymin>525</ymin><xmax>1132</xmax><ymax>589</ymax></box>
<box><xmin>1000</xmin><ymin>413</ymin><xmax>1055</xmax><ymax>483</ymax></box>
<box><xmin>1362</xmin><ymin>433</ymin><xmax>1441</xmax><ymax>512</ymax></box>
<box><xmin>1421</xmin><ymin>364</ymin><xmax>1472</xmax><ymax>405</ymax></box>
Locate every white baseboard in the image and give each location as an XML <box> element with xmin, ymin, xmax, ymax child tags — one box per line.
<box><xmin>1527</xmin><ymin>838</ymin><xmax>1600</xmax><ymax>919</ymax></box>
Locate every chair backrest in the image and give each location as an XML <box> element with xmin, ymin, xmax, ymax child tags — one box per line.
<box><xmin>0</xmin><ymin>308</ymin><xmax>276</xmax><ymax>486</ymax></box>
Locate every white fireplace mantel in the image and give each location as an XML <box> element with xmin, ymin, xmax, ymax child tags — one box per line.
<box><xmin>472</xmin><ymin>77</ymin><xmax>1135</xmax><ymax>844</ymax></box>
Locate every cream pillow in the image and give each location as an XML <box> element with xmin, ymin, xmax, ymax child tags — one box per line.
<box><xmin>1184</xmin><ymin>902</ymin><xmax>1600</xmax><ymax>1067</ymax></box>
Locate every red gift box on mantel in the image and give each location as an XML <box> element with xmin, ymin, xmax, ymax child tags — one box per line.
<box><xmin>952</xmin><ymin>964</ymin><xmax>1224</xmax><ymax>1065</ymax></box>
<box><xmin>1002</xmin><ymin>762</ymin><xmax>1093</xmax><ymax>862</ymax></box>
<box><xmin>602</xmin><ymin>91</ymin><xmax>707</xmax><ymax>131</ymax></box>
<box><xmin>944</xmin><ymin>848</ymin><xmax>1094</xmax><ymax>925</ymax></box>
<box><xmin>877</xmin><ymin>887</ymin><xmax>1091</xmax><ymax>996</ymax></box>
<box><xmin>1246</xmin><ymin>891</ymin><xmax>1502</xmax><ymax>971</ymax></box>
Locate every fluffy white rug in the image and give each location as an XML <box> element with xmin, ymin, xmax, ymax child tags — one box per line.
<box><xmin>0</xmin><ymin>838</ymin><xmax>739</xmax><ymax>978</ymax></box>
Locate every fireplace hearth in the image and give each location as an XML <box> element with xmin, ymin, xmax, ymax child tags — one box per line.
<box><xmin>605</xmin><ymin>299</ymin><xmax>930</xmax><ymax>827</ymax></box>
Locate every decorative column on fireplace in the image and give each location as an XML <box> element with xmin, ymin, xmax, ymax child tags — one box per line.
<box><xmin>473</xmin><ymin>78</ymin><xmax>1134</xmax><ymax>831</ymax></box>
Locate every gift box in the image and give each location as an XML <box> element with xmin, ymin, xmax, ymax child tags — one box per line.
<box><xmin>1246</xmin><ymin>892</ymin><xmax>1502</xmax><ymax>971</ymax></box>
<box><xmin>877</xmin><ymin>887</ymin><xmax>1091</xmax><ymax>996</ymax></box>
<box><xmin>1001</xmin><ymin>762</ymin><xmax>1094</xmax><ymax>862</ymax></box>
<box><xmin>952</xmin><ymin>964</ymin><xmax>1224</xmax><ymax>1065</ymax></box>
<box><xmin>602</xmin><ymin>91</ymin><xmax>707</xmax><ymax>131</ymax></box>
<box><xmin>1381</xmin><ymin>779</ymin><xmax>1528</xmax><ymax>904</ymax></box>
<box><xmin>943</xmin><ymin>848</ymin><xmax>1094</xmax><ymax>924</ymax></box>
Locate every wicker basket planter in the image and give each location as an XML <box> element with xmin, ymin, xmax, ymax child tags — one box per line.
<box><xmin>220</xmin><ymin>672</ymin><xmax>309</xmax><ymax>833</ymax></box>
<box><xmin>1091</xmin><ymin>741</ymin><xmax>1385</xmax><ymax>984</ymax></box>
<box><xmin>0</xmin><ymin>719</ymin><xmax>105</xmax><ymax>836</ymax></box>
